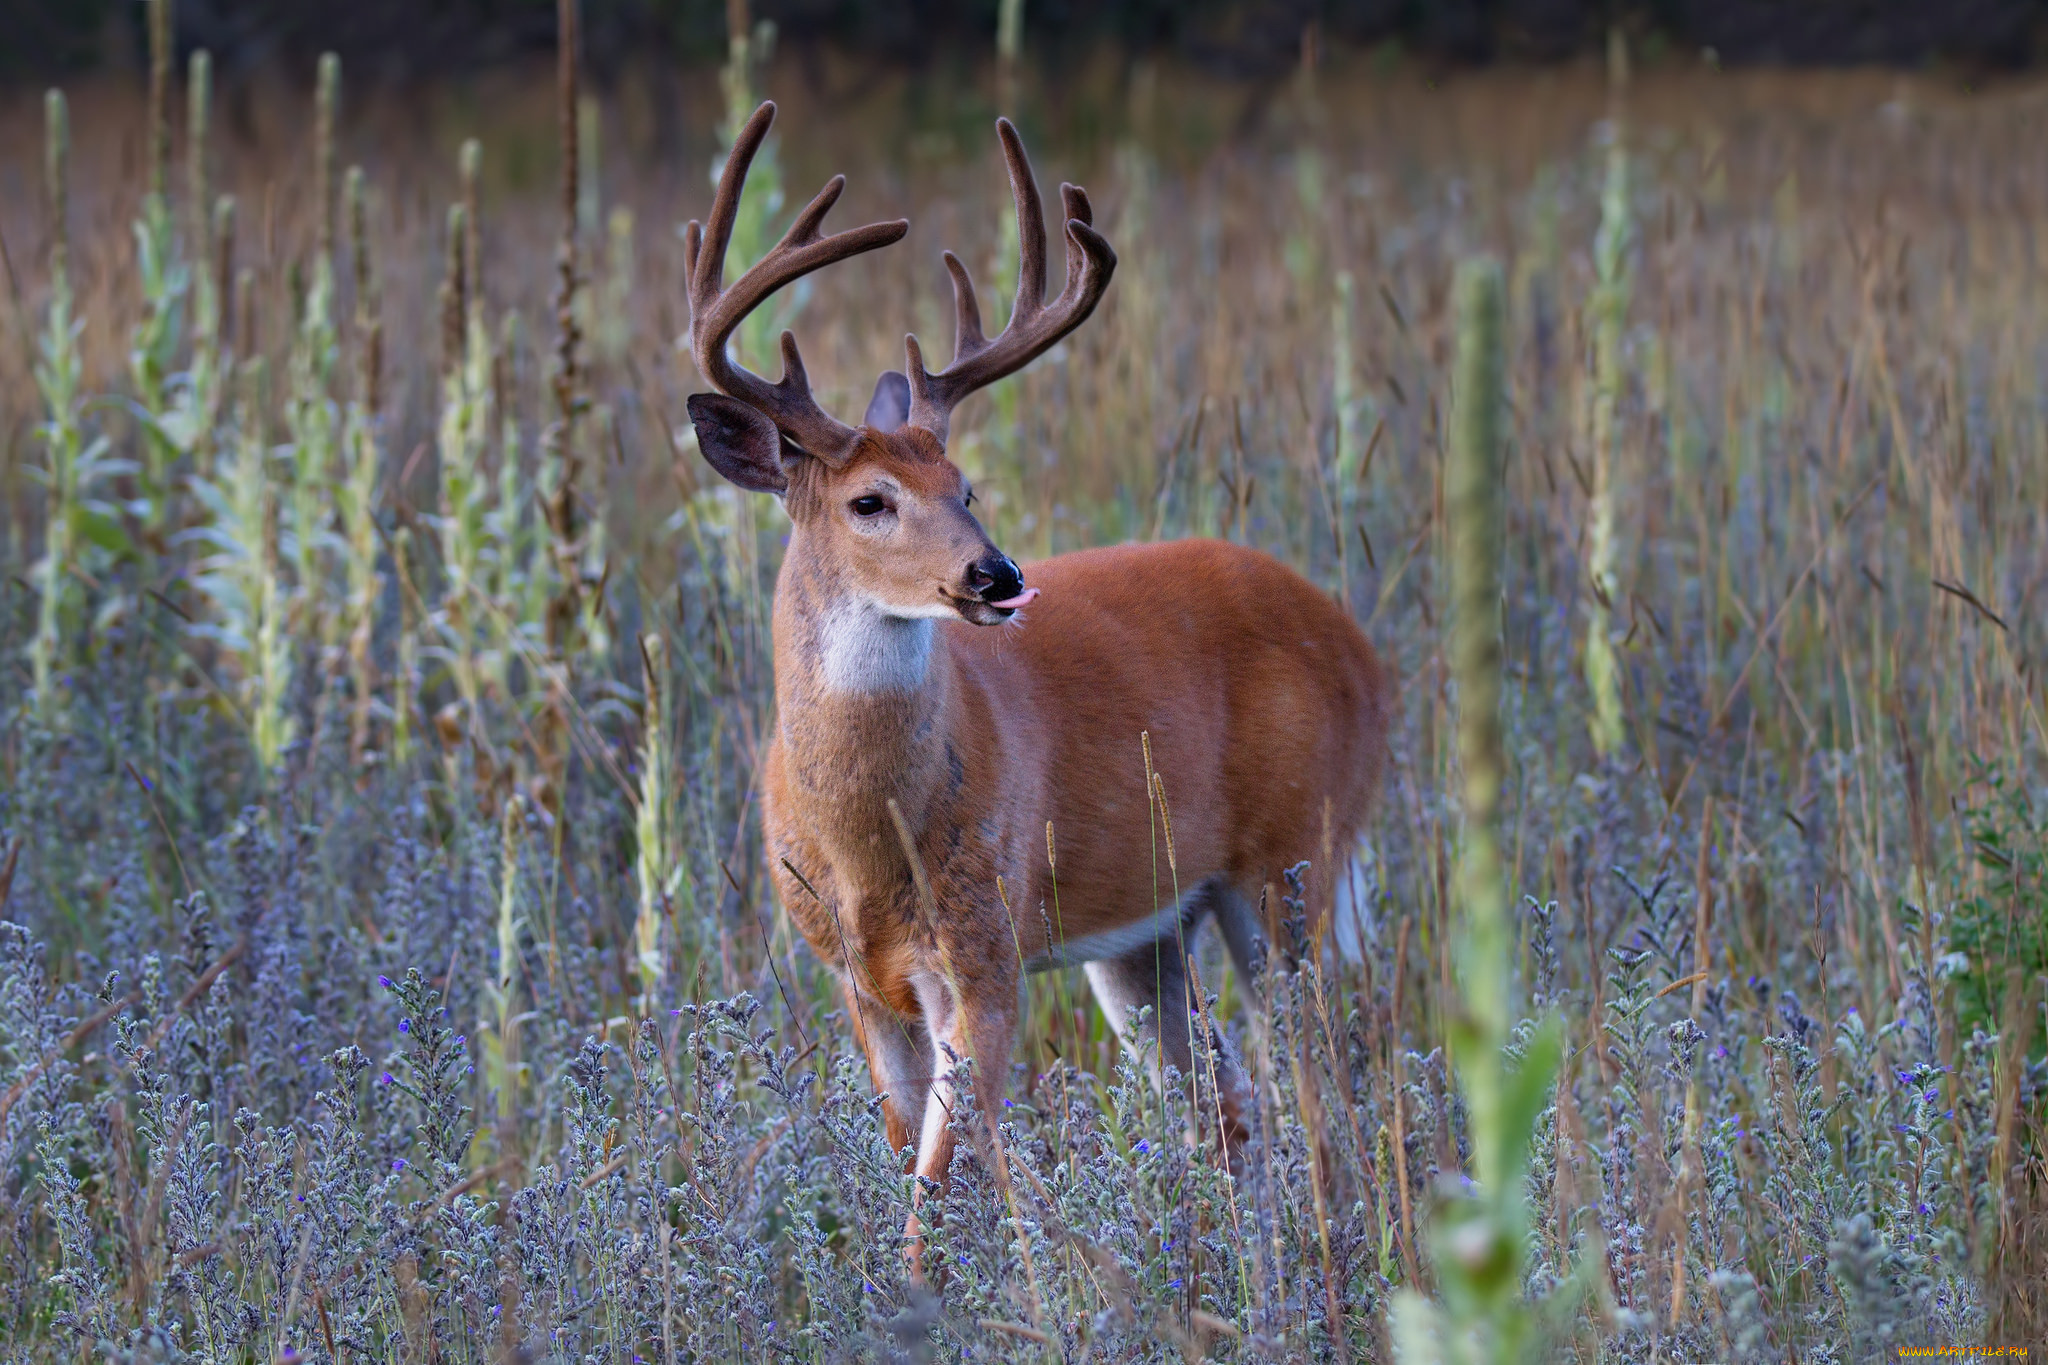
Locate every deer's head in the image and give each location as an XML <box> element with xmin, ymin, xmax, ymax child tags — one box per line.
<box><xmin>682</xmin><ymin>102</ymin><xmax>1115</xmax><ymax>627</ymax></box>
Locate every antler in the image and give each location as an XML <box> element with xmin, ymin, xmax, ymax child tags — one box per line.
<box><xmin>903</xmin><ymin>118</ymin><xmax>1117</xmax><ymax>445</ymax></box>
<box><xmin>685</xmin><ymin>101</ymin><xmax>909</xmax><ymax>463</ymax></box>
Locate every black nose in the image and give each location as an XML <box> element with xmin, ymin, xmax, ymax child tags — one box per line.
<box><xmin>965</xmin><ymin>554</ymin><xmax>1024</xmax><ymax>602</ymax></box>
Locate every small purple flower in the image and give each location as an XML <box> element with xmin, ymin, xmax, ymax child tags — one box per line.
<box><xmin>398</xmin><ymin>1019</ymin><xmax>410</xmax><ymax>1033</ymax></box>
<box><xmin>380</xmin><ymin>1072</ymin><xmax>394</xmax><ymax>1085</ymax></box>
<box><xmin>1134</xmin><ymin>1139</ymin><xmax>1150</xmax><ymax>1155</ymax></box>
<box><xmin>1169</xmin><ymin>1277</ymin><xmax>1184</xmax><ymax>1289</ymax></box>
<box><xmin>379</xmin><ymin>976</ymin><xmax>393</xmax><ymax>989</ymax></box>
<box><xmin>393</xmin><ymin>1159</ymin><xmax>406</xmax><ymax>1172</ymax></box>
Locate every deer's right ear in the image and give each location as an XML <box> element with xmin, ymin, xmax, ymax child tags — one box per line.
<box><xmin>688</xmin><ymin>393</ymin><xmax>789</xmax><ymax>493</ymax></box>
<box><xmin>863</xmin><ymin>371</ymin><xmax>911</xmax><ymax>432</ymax></box>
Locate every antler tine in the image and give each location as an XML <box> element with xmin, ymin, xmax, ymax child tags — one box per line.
<box><xmin>682</xmin><ymin>218</ymin><xmax>704</xmax><ymax>291</ymax></box>
<box><xmin>1061</xmin><ymin>183</ymin><xmax>1093</xmax><ymax>230</ymax></box>
<box><xmin>783</xmin><ymin>174</ymin><xmax>846</xmax><ymax>246</ymax></box>
<box><xmin>941</xmin><ymin>251</ymin><xmax>986</xmax><ymax>359</ymax></box>
<box><xmin>997</xmin><ymin>118</ymin><xmax>1049</xmax><ymax>321</ymax></box>
<box><xmin>683</xmin><ymin>100</ymin><xmax>909</xmax><ymax>463</ymax></box>
<box><xmin>694</xmin><ymin>101</ymin><xmax>776</xmax><ymax>300</ymax></box>
<box><xmin>903</xmin><ymin>119</ymin><xmax>1117</xmax><ymax>445</ymax></box>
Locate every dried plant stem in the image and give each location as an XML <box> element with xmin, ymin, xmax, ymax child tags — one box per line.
<box><xmin>996</xmin><ymin>0</ymin><xmax>1024</xmax><ymax>111</ymax></box>
<box><xmin>314</xmin><ymin>53</ymin><xmax>340</xmax><ymax>266</ymax></box>
<box><xmin>461</xmin><ymin>138</ymin><xmax>483</xmax><ymax>312</ymax></box>
<box><xmin>30</xmin><ymin>90</ymin><xmax>78</xmax><ymax>723</ymax></box>
<box><xmin>634</xmin><ymin>634</ymin><xmax>677</xmax><ymax>993</ymax></box>
<box><xmin>342</xmin><ymin>165</ymin><xmax>383</xmax><ymax>764</ymax></box>
<box><xmin>147</xmin><ymin>0</ymin><xmax>172</xmax><ymax>200</ymax></box>
<box><xmin>187</xmin><ymin>50</ymin><xmax>211</xmax><ymax>258</ymax></box>
<box><xmin>286</xmin><ymin>54</ymin><xmax>343</xmax><ymax>655</ymax></box>
<box><xmin>1583</xmin><ymin>32</ymin><xmax>1630</xmax><ymax>760</ymax></box>
<box><xmin>544</xmin><ymin>0</ymin><xmax>585</xmax><ymax>664</ymax></box>
<box><xmin>1669</xmin><ymin>798</ymin><xmax>1715</xmax><ymax>1326</ymax></box>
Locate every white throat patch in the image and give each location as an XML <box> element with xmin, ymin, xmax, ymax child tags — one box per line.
<box><xmin>816</xmin><ymin>600</ymin><xmax>936</xmax><ymax>694</ymax></box>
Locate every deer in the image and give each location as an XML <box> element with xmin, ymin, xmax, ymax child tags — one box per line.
<box><xmin>681</xmin><ymin>101</ymin><xmax>1392</xmax><ymax>1272</ymax></box>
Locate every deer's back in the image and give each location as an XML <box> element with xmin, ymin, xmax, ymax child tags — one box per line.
<box><xmin>950</xmin><ymin>537</ymin><xmax>1392</xmax><ymax>933</ymax></box>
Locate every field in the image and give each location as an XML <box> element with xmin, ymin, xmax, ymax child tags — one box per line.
<box><xmin>0</xmin><ymin>18</ymin><xmax>2044</xmax><ymax>1362</ymax></box>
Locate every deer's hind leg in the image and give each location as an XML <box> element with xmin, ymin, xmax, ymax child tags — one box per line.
<box><xmin>1210</xmin><ymin>880</ymin><xmax>1271</xmax><ymax>989</ymax></box>
<box><xmin>1083</xmin><ymin>880</ymin><xmax>1253</xmax><ymax>1161</ymax></box>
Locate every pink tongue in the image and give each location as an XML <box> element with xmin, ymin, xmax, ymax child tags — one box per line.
<box><xmin>989</xmin><ymin>587</ymin><xmax>1040</xmax><ymax>610</ymax></box>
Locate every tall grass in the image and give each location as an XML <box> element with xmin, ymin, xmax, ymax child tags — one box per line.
<box><xmin>0</xmin><ymin>30</ymin><xmax>2042</xmax><ymax>1363</ymax></box>
<box><xmin>1393</xmin><ymin>257</ymin><xmax>1573</xmax><ymax>1365</ymax></box>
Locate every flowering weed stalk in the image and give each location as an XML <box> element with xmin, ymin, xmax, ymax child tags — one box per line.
<box><xmin>28</xmin><ymin>90</ymin><xmax>121</xmax><ymax>726</ymax></box>
<box><xmin>1395</xmin><ymin>258</ymin><xmax>1570</xmax><ymax>1365</ymax></box>
<box><xmin>340</xmin><ymin>164</ymin><xmax>385</xmax><ymax>764</ymax></box>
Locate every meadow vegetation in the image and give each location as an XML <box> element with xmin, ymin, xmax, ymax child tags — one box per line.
<box><xmin>0</xmin><ymin>11</ymin><xmax>2043</xmax><ymax>1360</ymax></box>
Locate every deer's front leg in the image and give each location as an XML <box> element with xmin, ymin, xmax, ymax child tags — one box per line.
<box><xmin>902</xmin><ymin>962</ymin><xmax>1021</xmax><ymax>1281</ymax></box>
<box><xmin>842</xmin><ymin>977</ymin><xmax>932</xmax><ymax>1163</ymax></box>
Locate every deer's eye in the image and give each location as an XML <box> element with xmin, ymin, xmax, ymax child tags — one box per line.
<box><xmin>850</xmin><ymin>495</ymin><xmax>888</xmax><ymax>517</ymax></box>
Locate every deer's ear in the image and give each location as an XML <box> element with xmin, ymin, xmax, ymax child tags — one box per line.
<box><xmin>688</xmin><ymin>393</ymin><xmax>789</xmax><ymax>493</ymax></box>
<box><xmin>863</xmin><ymin>371</ymin><xmax>911</xmax><ymax>432</ymax></box>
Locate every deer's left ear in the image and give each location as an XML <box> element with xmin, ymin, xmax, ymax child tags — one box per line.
<box><xmin>863</xmin><ymin>371</ymin><xmax>911</xmax><ymax>432</ymax></box>
<box><xmin>688</xmin><ymin>393</ymin><xmax>789</xmax><ymax>493</ymax></box>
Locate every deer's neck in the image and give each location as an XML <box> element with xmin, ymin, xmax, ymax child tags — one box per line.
<box><xmin>771</xmin><ymin>540</ymin><xmax>956</xmax><ymax>874</ymax></box>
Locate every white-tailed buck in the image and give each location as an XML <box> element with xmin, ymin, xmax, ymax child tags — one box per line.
<box><xmin>683</xmin><ymin>102</ymin><xmax>1391</xmax><ymax>1269</ymax></box>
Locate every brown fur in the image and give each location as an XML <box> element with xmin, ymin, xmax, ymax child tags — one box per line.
<box><xmin>681</xmin><ymin>105</ymin><xmax>1390</xmax><ymax>1274</ymax></box>
<box><xmin>755</xmin><ymin>430</ymin><xmax>1392</xmax><ymax>1248</ymax></box>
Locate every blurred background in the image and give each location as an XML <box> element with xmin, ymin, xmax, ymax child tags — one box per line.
<box><xmin>10</xmin><ymin>0</ymin><xmax>2048</xmax><ymax>82</ymax></box>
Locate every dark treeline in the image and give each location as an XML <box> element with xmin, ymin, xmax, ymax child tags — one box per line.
<box><xmin>8</xmin><ymin>0</ymin><xmax>2046</xmax><ymax>84</ymax></box>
